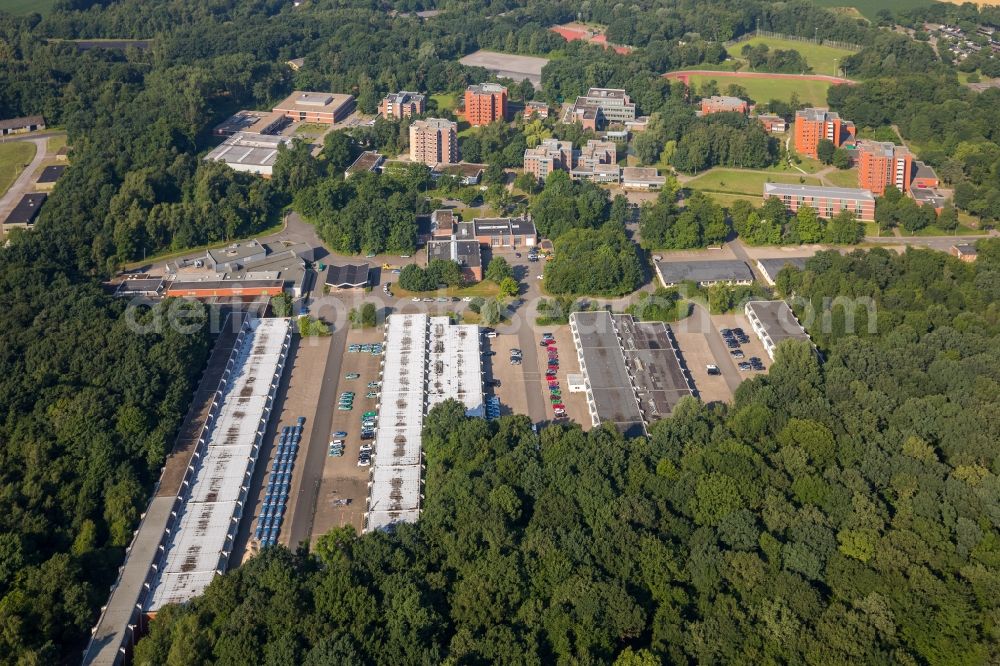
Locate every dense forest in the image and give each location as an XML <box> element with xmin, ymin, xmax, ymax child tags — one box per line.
<box><xmin>135</xmin><ymin>243</ymin><xmax>1000</xmax><ymax>665</ymax></box>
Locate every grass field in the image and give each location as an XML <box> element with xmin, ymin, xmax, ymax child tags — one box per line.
<box><xmin>0</xmin><ymin>0</ymin><xmax>56</xmax><ymax>15</ymax></box>
<box><xmin>824</xmin><ymin>168</ymin><xmax>861</xmax><ymax>188</ymax></box>
<box><xmin>0</xmin><ymin>142</ymin><xmax>37</xmax><ymax>198</ymax></box>
<box><xmin>687</xmin><ymin>168</ymin><xmax>823</xmax><ymax>197</ymax></box>
<box><xmin>809</xmin><ymin>0</ymin><xmax>931</xmax><ymax>20</ymax></box>
<box><xmin>726</xmin><ymin>36</ymin><xmax>856</xmax><ymax>77</ymax></box>
<box><xmin>46</xmin><ymin>134</ymin><xmax>67</xmax><ymax>154</ymax></box>
<box><xmin>430</xmin><ymin>93</ymin><xmax>458</xmax><ymax>113</ymax></box>
<box><xmin>682</xmin><ymin>73</ymin><xmax>832</xmax><ymax>106</ymax></box>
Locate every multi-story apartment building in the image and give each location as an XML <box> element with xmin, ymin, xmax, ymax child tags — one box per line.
<box><xmin>763</xmin><ymin>183</ymin><xmax>875</xmax><ymax>222</ymax></box>
<box><xmin>699</xmin><ymin>95</ymin><xmax>749</xmax><ymax>116</ymax></box>
<box><xmin>464</xmin><ymin>83</ymin><xmax>507</xmax><ymax>126</ymax></box>
<box><xmin>379</xmin><ymin>91</ymin><xmax>426</xmax><ymax>119</ymax></box>
<box><xmin>523</xmin><ymin>139</ymin><xmax>574</xmax><ymax>180</ymax></box>
<box><xmin>409</xmin><ymin>118</ymin><xmax>458</xmax><ymax>166</ymax></box>
<box><xmin>855</xmin><ymin>140</ymin><xmax>914</xmax><ymax>195</ymax></box>
<box><xmin>794</xmin><ymin>108</ymin><xmax>856</xmax><ymax>158</ymax></box>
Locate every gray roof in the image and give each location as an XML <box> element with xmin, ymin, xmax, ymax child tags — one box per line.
<box><xmin>346</xmin><ymin>151</ymin><xmax>384</xmax><ymax>174</ymax></box>
<box><xmin>326</xmin><ymin>263</ymin><xmax>370</xmax><ymax>287</ymax></box>
<box><xmin>428</xmin><ymin>238</ymin><xmax>481</xmax><ymax>268</ymax></box>
<box><xmin>3</xmin><ymin>193</ymin><xmax>47</xmax><ymax>226</ymax></box>
<box><xmin>36</xmin><ymin>165</ymin><xmax>66</xmax><ymax>183</ymax></box>
<box><xmin>207</xmin><ymin>240</ymin><xmax>266</xmax><ymax>267</ymax></box>
<box><xmin>204</xmin><ymin>132</ymin><xmax>291</xmax><ymax>169</ymax></box>
<box><xmin>745</xmin><ymin>300</ymin><xmax>811</xmax><ymax>347</ymax></box>
<box><xmin>655</xmin><ymin>259</ymin><xmax>753</xmax><ymax>285</ymax></box>
<box><xmin>757</xmin><ymin>257</ymin><xmax>810</xmax><ymax>282</ymax></box>
<box><xmin>763</xmin><ymin>182</ymin><xmax>875</xmax><ymax>201</ymax></box>
<box><xmin>0</xmin><ymin>115</ymin><xmax>43</xmax><ymax>131</ymax></box>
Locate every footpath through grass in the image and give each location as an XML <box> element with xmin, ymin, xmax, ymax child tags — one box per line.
<box><xmin>726</xmin><ymin>36</ymin><xmax>856</xmax><ymax>75</ymax></box>
<box><xmin>0</xmin><ymin>142</ymin><xmax>37</xmax><ymax>197</ymax></box>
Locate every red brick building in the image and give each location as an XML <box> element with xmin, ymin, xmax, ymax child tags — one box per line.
<box><xmin>856</xmin><ymin>140</ymin><xmax>914</xmax><ymax>195</ymax></box>
<box><xmin>699</xmin><ymin>95</ymin><xmax>749</xmax><ymax>116</ymax></box>
<box><xmin>757</xmin><ymin>114</ymin><xmax>787</xmax><ymax>133</ymax></box>
<box><xmin>464</xmin><ymin>83</ymin><xmax>507</xmax><ymax>126</ymax></box>
<box><xmin>763</xmin><ymin>183</ymin><xmax>875</xmax><ymax>222</ymax></box>
<box><xmin>794</xmin><ymin>108</ymin><xmax>855</xmax><ymax>159</ymax></box>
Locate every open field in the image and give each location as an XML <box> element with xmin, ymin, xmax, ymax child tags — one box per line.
<box><xmin>46</xmin><ymin>134</ymin><xmax>67</xmax><ymax>154</ymax></box>
<box><xmin>430</xmin><ymin>92</ymin><xmax>458</xmax><ymax>113</ymax></box>
<box><xmin>726</xmin><ymin>36</ymin><xmax>856</xmax><ymax>76</ymax></box>
<box><xmin>809</xmin><ymin>0</ymin><xmax>935</xmax><ymax>19</ymax></box>
<box><xmin>686</xmin><ymin>168</ymin><xmax>823</xmax><ymax>196</ymax></box>
<box><xmin>824</xmin><ymin>167</ymin><xmax>861</xmax><ymax>188</ymax></box>
<box><xmin>0</xmin><ymin>0</ymin><xmax>56</xmax><ymax>14</ymax></box>
<box><xmin>670</xmin><ymin>72</ymin><xmax>836</xmax><ymax>106</ymax></box>
<box><xmin>0</xmin><ymin>142</ymin><xmax>36</xmax><ymax>198</ymax></box>
<box><xmin>459</xmin><ymin>50</ymin><xmax>549</xmax><ymax>88</ymax></box>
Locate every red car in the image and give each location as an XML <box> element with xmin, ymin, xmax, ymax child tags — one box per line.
<box><xmin>552</xmin><ymin>403</ymin><xmax>565</xmax><ymax>410</ymax></box>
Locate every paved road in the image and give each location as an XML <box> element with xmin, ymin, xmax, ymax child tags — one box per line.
<box><xmin>727</xmin><ymin>238</ymin><xmax>767</xmax><ymax>282</ymax></box>
<box><xmin>286</xmin><ymin>324</ymin><xmax>350</xmax><ymax>549</ymax></box>
<box><xmin>864</xmin><ymin>233</ymin><xmax>997</xmax><ymax>251</ymax></box>
<box><xmin>0</xmin><ymin>137</ymin><xmax>46</xmax><ymax>218</ymax></box>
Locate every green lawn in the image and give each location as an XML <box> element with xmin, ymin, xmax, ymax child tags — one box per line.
<box><xmin>913</xmin><ymin>223</ymin><xmax>987</xmax><ymax>237</ymax></box>
<box><xmin>46</xmin><ymin>134</ymin><xmax>67</xmax><ymax>154</ymax></box>
<box><xmin>430</xmin><ymin>93</ymin><xmax>458</xmax><ymax>113</ymax></box>
<box><xmin>809</xmin><ymin>0</ymin><xmax>931</xmax><ymax>21</ymax></box>
<box><xmin>394</xmin><ymin>281</ymin><xmax>500</xmax><ymax>299</ymax></box>
<box><xmin>0</xmin><ymin>142</ymin><xmax>36</xmax><ymax>197</ymax></box>
<box><xmin>824</xmin><ymin>168</ymin><xmax>860</xmax><ymax>188</ymax></box>
<box><xmin>0</xmin><ymin>0</ymin><xmax>56</xmax><ymax>15</ymax></box>
<box><xmin>295</xmin><ymin>123</ymin><xmax>328</xmax><ymax>135</ymax></box>
<box><xmin>686</xmin><ymin>168</ymin><xmax>823</xmax><ymax>197</ymax></box>
<box><xmin>682</xmin><ymin>73</ymin><xmax>832</xmax><ymax>107</ymax></box>
<box><xmin>726</xmin><ymin>36</ymin><xmax>857</xmax><ymax>76</ymax></box>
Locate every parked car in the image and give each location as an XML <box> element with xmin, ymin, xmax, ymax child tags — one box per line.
<box><xmin>730</xmin><ymin>350</ymin><xmax>745</xmax><ymax>359</ymax></box>
<box><xmin>484</xmin><ymin>331</ymin><xmax>497</xmax><ymax>338</ymax></box>
<box><xmin>706</xmin><ymin>364</ymin><xmax>721</xmax><ymax>376</ymax></box>
<box><xmin>345</xmin><ymin>373</ymin><xmax>360</xmax><ymax>379</ymax></box>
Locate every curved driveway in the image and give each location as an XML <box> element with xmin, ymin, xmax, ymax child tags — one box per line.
<box><xmin>0</xmin><ymin>137</ymin><xmax>47</xmax><ymax>219</ymax></box>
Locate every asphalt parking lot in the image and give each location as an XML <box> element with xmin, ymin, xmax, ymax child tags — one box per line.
<box><xmin>310</xmin><ymin>326</ymin><xmax>385</xmax><ymax>539</ymax></box>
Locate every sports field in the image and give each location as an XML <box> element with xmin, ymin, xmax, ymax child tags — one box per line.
<box><xmin>681</xmin><ymin>73</ymin><xmax>833</xmax><ymax>106</ymax></box>
<box><xmin>727</xmin><ymin>37</ymin><xmax>856</xmax><ymax>76</ymax></box>
<box><xmin>0</xmin><ymin>142</ymin><xmax>37</xmax><ymax>198</ymax></box>
<box><xmin>0</xmin><ymin>0</ymin><xmax>56</xmax><ymax>15</ymax></box>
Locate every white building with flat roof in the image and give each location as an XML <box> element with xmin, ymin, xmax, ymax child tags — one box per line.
<box><xmin>204</xmin><ymin>132</ymin><xmax>292</xmax><ymax>177</ymax></box>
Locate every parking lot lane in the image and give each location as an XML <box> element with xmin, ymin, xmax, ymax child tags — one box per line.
<box><xmin>311</xmin><ymin>327</ymin><xmax>386</xmax><ymax>540</ymax></box>
<box><xmin>284</xmin><ymin>326</ymin><xmax>348</xmax><ymax>549</ymax></box>
<box><xmin>514</xmin><ymin>322</ymin><xmax>548</xmax><ymax>423</ymax></box>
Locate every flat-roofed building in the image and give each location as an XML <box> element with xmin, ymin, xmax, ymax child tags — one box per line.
<box><xmin>700</xmin><ymin>95</ymin><xmax>749</xmax><ymax>116</ymax></box>
<box><xmin>380</xmin><ymin>91</ymin><xmax>426</xmax><ymax>119</ymax></box>
<box><xmin>427</xmin><ymin>237</ymin><xmax>483</xmax><ymax>282</ymax></box>
<box><xmin>2</xmin><ymin>193</ymin><xmax>47</xmax><ymax>231</ymax></box>
<box><xmin>366</xmin><ymin>314</ymin><xmax>483</xmax><ymax>532</ymax></box>
<box><xmin>744</xmin><ymin>300</ymin><xmax>813</xmax><ymax>360</ymax></box>
<box><xmin>756</xmin><ymin>256</ymin><xmax>810</xmax><ymax>286</ymax></box>
<box><xmin>212</xmin><ymin>110</ymin><xmax>287</xmax><ymax>137</ymax></box>
<box><xmin>654</xmin><ymin>258</ymin><xmax>754</xmax><ymax>288</ymax></box>
<box><xmin>345</xmin><ymin>151</ymin><xmax>384</xmax><ymax>178</ymax></box>
<box><xmin>570</xmin><ymin>311</ymin><xmax>692</xmax><ymax>437</ymax></box>
<box><xmin>524</xmin><ymin>100</ymin><xmax>549</xmax><ymax>118</ymax></box>
<box><xmin>856</xmin><ymin>140</ymin><xmax>914</xmax><ymax>195</ymax></box>
<box><xmin>433</xmin><ymin>162</ymin><xmax>485</xmax><ymax>185</ymax></box>
<box><xmin>204</xmin><ymin>132</ymin><xmax>292</xmax><ymax>177</ymax></box>
<box><xmin>571</xmin><ymin>139</ymin><xmax>619</xmax><ymax>181</ymax></box>
<box><xmin>34</xmin><ymin>165</ymin><xmax>66</xmax><ymax>191</ymax></box>
<box><xmin>571</xmin><ymin>161</ymin><xmax>620</xmax><ymax>183</ymax></box>
<box><xmin>757</xmin><ymin>113</ymin><xmax>787</xmax><ymax>133</ymax></box>
<box><xmin>0</xmin><ymin>115</ymin><xmax>44</xmax><ymax>136</ymax></box>
<box><xmin>273</xmin><ymin>91</ymin><xmax>356</xmax><ymax>124</ymax></box>
<box><xmin>794</xmin><ymin>107</ymin><xmax>855</xmax><ymax>158</ymax></box>
<box><xmin>464</xmin><ymin>83</ymin><xmax>507</xmax><ymax>126</ymax></box>
<box><xmin>471</xmin><ymin>217</ymin><xmax>537</xmax><ymax>248</ymax></box>
<box><xmin>622</xmin><ymin>166</ymin><xmax>666</xmax><ymax>190</ymax></box>
<box><xmin>763</xmin><ymin>182</ymin><xmax>875</xmax><ymax>222</ymax></box>
<box><xmin>910</xmin><ymin>186</ymin><xmax>948</xmax><ymax>213</ymax></box>
<box><xmin>409</xmin><ymin>118</ymin><xmax>458</xmax><ymax>166</ymax></box>
<box><xmin>625</xmin><ymin>116</ymin><xmax>650</xmax><ymax>133</ymax></box>
<box><xmin>431</xmin><ymin>209</ymin><xmax>456</xmax><ymax>238</ymax></box>
<box><xmin>523</xmin><ymin>139</ymin><xmax>574</xmax><ymax>180</ymax></box>
<box><xmin>145</xmin><ymin>318</ymin><xmax>292</xmax><ymax>612</ymax></box>
<box><xmin>575</xmin><ymin>87</ymin><xmax>636</xmax><ymax>124</ymax></box>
